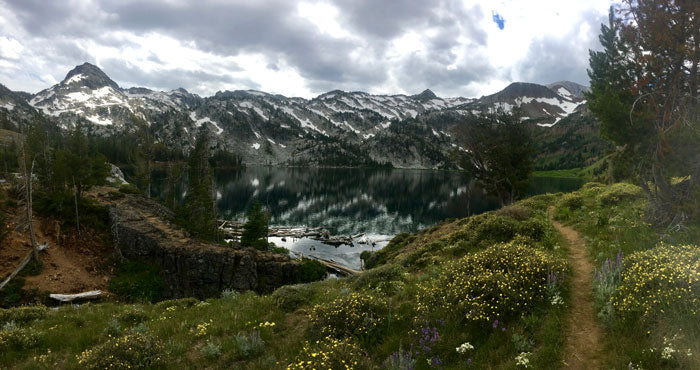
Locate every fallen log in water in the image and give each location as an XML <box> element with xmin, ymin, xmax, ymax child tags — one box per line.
<box><xmin>49</xmin><ymin>290</ymin><xmax>102</xmax><ymax>302</ymax></box>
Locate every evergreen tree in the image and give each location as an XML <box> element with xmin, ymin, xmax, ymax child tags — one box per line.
<box><xmin>182</xmin><ymin>130</ymin><xmax>218</xmax><ymax>239</ymax></box>
<box><xmin>130</xmin><ymin>115</ymin><xmax>155</xmax><ymax>197</ymax></box>
<box><xmin>587</xmin><ymin>2</ymin><xmax>700</xmax><ymax>226</ymax></box>
<box><xmin>454</xmin><ymin>110</ymin><xmax>534</xmax><ymax>207</ymax></box>
<box><xmin>240</xmin><ymin>201</ymin><xmax>269</xmax><ymax>250</ymax></box>
<box><xmin>53</xmin><ymin>126</ymin><xmax>109</xmax><ymax>200</ymax></box>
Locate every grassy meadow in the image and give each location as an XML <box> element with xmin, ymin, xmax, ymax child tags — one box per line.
<box><xmin>0</xmin><ymin>182</ymin><xmax>698</xmax><ymax>369</ymax></box>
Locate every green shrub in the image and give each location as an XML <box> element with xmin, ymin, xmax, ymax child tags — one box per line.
<box><xmin>597</xmin><ymin>183</ymin><xmax>641</xmax><ymax>206</ymax></box>
<box><xmin>154</xmin><ymin>297</ymin><xmax>199</xmax><ymax>309</ymax></box>
<box><xmin>517</xmin><ymin>194</ymin><xmax>556</xmax><ymax>212</ymax></box>
<box><xmin>0</xmin><ymin>277</ymin><xmax>26</xmax><ymax>308</ymax></box>
<box><xmin>116</xmin><ymin>306</ymin><xmax>149</xmax><ymax>326</ymax></box>
<box><xmin>298</xmin><ymin>258</ymin><xmax>327</xmax><ymax>283</ymax></box>
<box><xmin>308</xmin><ymin>292</ymin><xmax>390</xmax><ymax>342</ymax></box>
<box><xmin>271</xmin><ymin>284</ymin><xmax>315</xmax><ymax>312</ymax></box>
<box><xmin>287</xmin><ymin>336</ymin><xmax>370</xmax><ymax>370</ymax></box>
<box><xmin>496</xmin><ymin>205</ymin><xmax>532</xmax><ymax>221</ymax></box>
<box><xmin>582</xmin><ymin>182</ymin><xmax>606</xmax><ymax>190</ymax></box>
<box><xmin>416</xmin><ymin>241</ymin><xmax>567</xmax><ymax>322</ymax></box>
<box><xmin>351</xmin><ymin>264</ymin><xmax>404</xmax><ymax>290</ymax></box>
<box><xmin>611</xmin><ymin>244</ymin><xmax>700</xmax><ymax>321</ymax></box>
<box><xmin>0</xmin><ymin>305</ymin><xmax>48</xmax><ymax>325</ymax></box>
<box><xmin>517</xmin><ymin>218</ymin><xmax>552</xmax><ymax>243</ymax></box>
<box><xmin>557</xmin><ymin>193</ymin><xmax>584</xmax><ymax>210</ymax></box>
<box><xmin>109</xmin><ymin>261</ymin><xmax>166</xmax><ymax>303</ymax></box>
<box><xmin>118</xmin><ymin>184</ymin><xmax>141</xmax><ymax>195</ymax></box>
<box><xmin>200</xmin><ymin>340</ymin><xmax>222</xmax><ymax>360</ymax></box>
<box><xmin>75</xmin><ymin>333</ymin><xmax>166</xmax><ymax>369</ymax></box>
<box><xmin>365</xmin><ymin>233</ymin><xmax>415</xmax><ymax>268</ymax></box>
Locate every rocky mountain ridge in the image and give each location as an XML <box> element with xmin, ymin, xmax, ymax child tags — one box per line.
<box><xmin>1</xmin><ymin>62</ymin><xmax>590</xmax><ymax>168</ymax></box>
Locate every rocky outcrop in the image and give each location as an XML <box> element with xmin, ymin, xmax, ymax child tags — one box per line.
<box><xmin>107</xmin><ymin>194</ymin><xmax>300</xmax><ymax>298</ymax></box>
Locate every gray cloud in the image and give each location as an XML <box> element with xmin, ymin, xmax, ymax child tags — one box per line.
<box><xmin>515</xmin><ymin>10</ymin><xmax>606</xmax><ymax>86</ymax></box>
<box><xmin>0</xmin><ymin>0</ymin><xmax>607</xmax><ymax>97</ymax></box>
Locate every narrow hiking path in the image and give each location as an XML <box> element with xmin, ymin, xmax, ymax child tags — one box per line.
<box><xmin>549</xmin><ymin>207</ymin><xmax>603</xmax><ymax>369</ymax></box>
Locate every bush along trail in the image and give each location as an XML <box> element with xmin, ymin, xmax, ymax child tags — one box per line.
<box><xmin>549</xmin><ymin>206</ymin><xmax>602</xmax><ymax>369</ymax></box>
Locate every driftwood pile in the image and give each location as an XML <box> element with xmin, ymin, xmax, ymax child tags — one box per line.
<box><xmin>219</xmin><ymin>220</ymin><xmax>371</xmax><ymax>247</ymax></box>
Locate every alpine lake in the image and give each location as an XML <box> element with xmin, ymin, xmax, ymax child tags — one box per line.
<box><xmin>151</xmin><ymin>167</ymin><xmax>583</xmax><ymax>270</ymax></box>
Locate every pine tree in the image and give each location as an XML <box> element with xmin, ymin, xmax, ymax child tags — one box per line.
<box><xmin>587</xmin><ymin>2</ymin><xmax>700</xmax><ymax>226</ymax></box>
<box><xmin>240</xmin><ymin>201</ymin><xmax>269</xmax><ymax>250</ymax></box>
<box><xmin>182</xmin><ymin>130</ymin><xmax>218</xmax><ymax>240</ymax></box>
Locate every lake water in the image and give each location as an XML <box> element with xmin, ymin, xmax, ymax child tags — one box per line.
<box><xmin>151</xmin><ymin>167</ymin><xmax>583</xmax><ymax>269</ymax></box>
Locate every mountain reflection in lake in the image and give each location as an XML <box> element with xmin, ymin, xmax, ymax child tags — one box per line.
<box><xmin>151</xmin><ymin>167</ymin><xmax>583</xmax><ymax>269</ymax></box>
<box><xmin>153</xmin><ymin>166</ymin><xmax>503</xmax><ymax>235</ymax></box>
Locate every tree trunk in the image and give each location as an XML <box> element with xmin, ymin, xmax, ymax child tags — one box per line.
<box><xmin>19</xmin><ymin>139</ymin><xmax>39</xmax><ymax>262</ymax></box>
<box><xmin>73</xmin><ymin>176</ymin><xmax>80</xmax><ymax>236</ymax></box>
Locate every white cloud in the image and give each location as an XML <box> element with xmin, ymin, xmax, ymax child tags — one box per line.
<box><xmin>0</xmin><ymin>36</ymin><xmax>23</xmax><ymax>59</ymax></box>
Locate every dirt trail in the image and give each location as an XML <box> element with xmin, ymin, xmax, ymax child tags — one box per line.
<box><xmin>549</xmin><ymin>207</ymin><xmax>603</xmax><ymax>369</ymax></box>
<box><xmin>1</xmin><ymin>192</ymin><xmax>112</xmax><ymax>295</ymax></box>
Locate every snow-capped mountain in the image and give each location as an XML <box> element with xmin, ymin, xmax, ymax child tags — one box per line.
<box><xmin>465</xmin><ymin>82</ymin><xmax>588</xmax><ymax>127</ymax></box>
<box><xmin>2</xmin><ymin>62</ymin><xmax>589</xmax><ymax>168</ymax></box>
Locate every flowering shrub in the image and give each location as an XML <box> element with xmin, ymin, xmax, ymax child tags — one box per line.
<box><xmin>597</xmin><ymin>183</ymin><xmax>641</xmax><ymax>206</ymax></box>
<box><xmin>191</xmin><ymin>320</ymin><xmax>213</xmax><ymax>337</ymax></box>
<box><xmin>0</xmin><ymin>305</ymin><xmax>48</xmax><ymax>325</ymax></box>
<box><xmin>0</xmin><ymin>322</ymin><xmax>41</xmax><ymax>350</ymax></box>
<box><xmin>75</xmin><ymin>333</ymin><xmax>165</xmax><ymax>369</ymax></box>
<box><xmin>416</xmin><ymin>241</ymin><xmax>566</xmax><ymax>322</ymax></box>
<box><xmin>286</xmin><ymin>336</ymin><xmax>370</xmax><ymax>370</ymax></box>
<box><xmin>308</xmin><ymin>292</ymin><xmax>389</xmax><ymax>340</ymax></box>
<box><xmin>611</xmin><ymin>244</ymin><xmax>700</xmax><ymax>320</ymax></box>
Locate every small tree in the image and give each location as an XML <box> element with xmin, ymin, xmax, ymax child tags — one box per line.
<box><xmin>240</xmin><ymin>201</ymin><xmax>269</xmax><ymax>250</ymax></box>
<box><xmin>453</xmin><ymin>110</ymin><xmax>534</xmax><ymax>206</ymax></box>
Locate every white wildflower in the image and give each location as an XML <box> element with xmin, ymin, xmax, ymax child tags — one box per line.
<box><xmin>456</xmin><ymin>342</ymin><xmax>474</xmax><ymax>354</ymax></box>
<box><xmin>515</xmin><ymin>352</ymin><xmax>531</xmax><ymax>368</ymax></box>
<box><xmin>661</xmin><ymin>345</ymin><xmax>676</xmax><ymax>360</ymax></box>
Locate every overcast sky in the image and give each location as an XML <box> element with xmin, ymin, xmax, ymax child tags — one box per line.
<box><xmin>0</xmin><ymin>0</ymin><xmax>614</xmax><ymax>99</ymax></box>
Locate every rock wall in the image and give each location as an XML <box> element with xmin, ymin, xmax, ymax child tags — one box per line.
<box><xmin>107</xmin><ymin>195</ymin><xmax>300</xmax><ymax>298</ymax></box>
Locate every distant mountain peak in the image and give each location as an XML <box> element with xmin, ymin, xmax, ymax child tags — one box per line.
<box><xmin>412</xmin><ymin>89</ymin><xmax>438</xmax><ymax>101</ymax></box>
<box><xmin>62</xmin><ymin>62</ymin><xmax>119</xmax><ymax>90</ymax></box>
<box><xmin>545</xmin><ymin>81</ymin><xmax>589</xmax><ymax>99</ymax></box>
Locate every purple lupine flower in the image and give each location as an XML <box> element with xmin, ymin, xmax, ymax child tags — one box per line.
<box><xmin>502</xmin><ymin>327</ymin><xmax>506</xmax><ymax>332</ymax></box>
<box><xmin>492</xmin><ymin>319</ymin><xmax>499</xmax><ymax>329</ymax></box>
<box><xmin>468</xmin><ymin>358</ymin><xmax>472</xmax><ymax>365</ymax></box>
